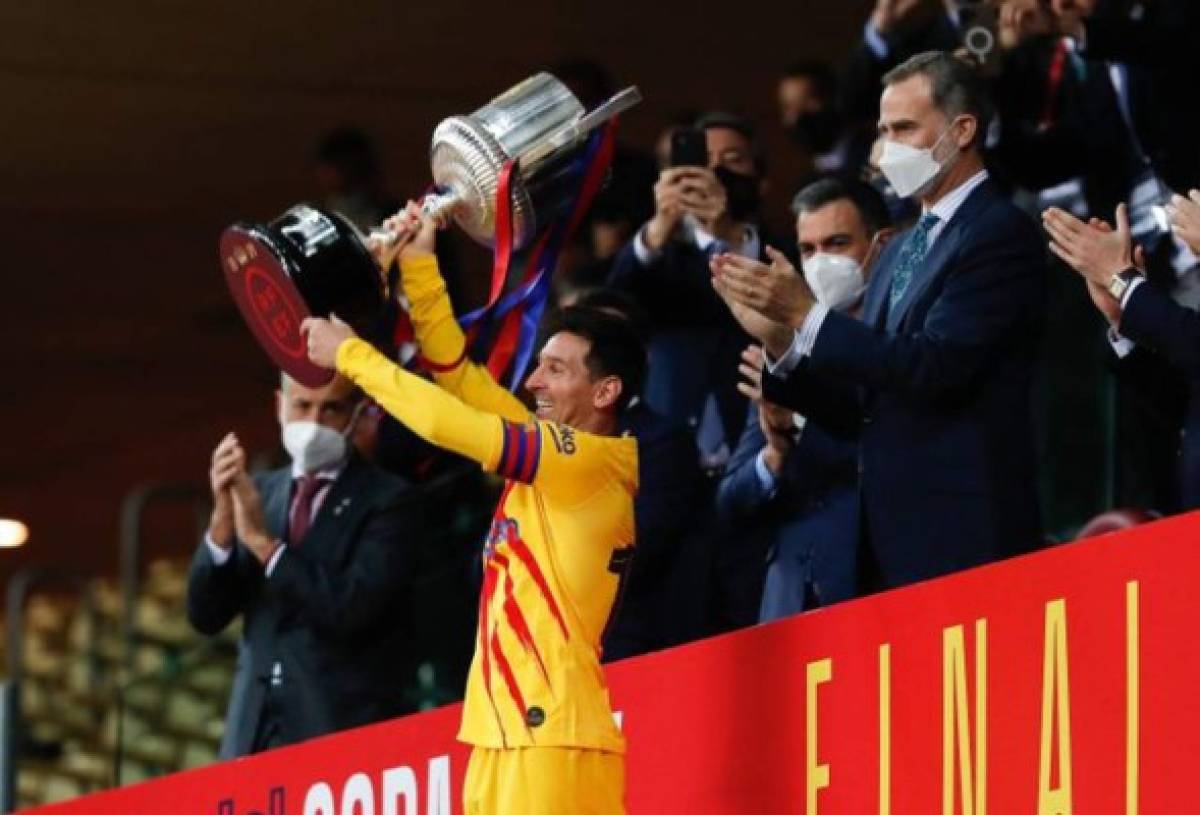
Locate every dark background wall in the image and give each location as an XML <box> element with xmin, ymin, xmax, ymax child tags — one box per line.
<box><xmin>0</xmin><ymin>1</ymin><xmax>869</xmax><ymax>583</ymax></box>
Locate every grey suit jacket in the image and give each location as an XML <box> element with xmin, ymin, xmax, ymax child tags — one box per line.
<box><xmin>186</xmin><ymin>454</ymin><xmax>420</xmax><ymax>757</ymax></box>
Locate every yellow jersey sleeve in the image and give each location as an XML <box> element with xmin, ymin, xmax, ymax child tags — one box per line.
<box><xmin>337</xmin><ymin>337</ymin><xmax>507</xmax><ymax>471</ymax></box>
<box><xmin>494</xmin><ymin>420</ymin><xmax>638</xmax><ymax>509</ymax></box>
<box><xmin>398</xmin><ymin>253</ymin><xmax>529</xmax><ymax>424</ymax></box>
<box><xmin>337</xmin><ymin>338</ymin><xmax>637</xmax><ymax>508</ymax></box>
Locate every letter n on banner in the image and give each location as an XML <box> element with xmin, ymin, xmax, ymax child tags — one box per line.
<box><xmin>943</xmin><ymin>620</ymin><xmax>987</xmax><ymax>815</ymax></box>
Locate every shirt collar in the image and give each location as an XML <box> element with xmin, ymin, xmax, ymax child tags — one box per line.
<box><xmin>925</xmin><ymin>168</ymin><xmax>989</xmax><ymax>224</ymax></box>
<box><xmin>290</xmin><ymin>459</ymin><xmax>346</xmax><ymax>482</ymax></box>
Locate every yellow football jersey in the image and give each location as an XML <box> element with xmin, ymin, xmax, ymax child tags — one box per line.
<box><xmin>335</xmin><ymin>253</ymin><xmax>638</xmax><ymax>753</ymax></box>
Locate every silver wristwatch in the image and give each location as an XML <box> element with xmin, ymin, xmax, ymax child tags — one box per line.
<box><xmin>1107</xmin><ymin>267</ymin><xmax>1141</xmax><ymax>301</ymax></box>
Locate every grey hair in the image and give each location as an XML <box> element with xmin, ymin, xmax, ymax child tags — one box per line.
<box><xmin>882</xmin><ymin>51</ymin><xmax>994</xmax><ymax>147</ymax></box>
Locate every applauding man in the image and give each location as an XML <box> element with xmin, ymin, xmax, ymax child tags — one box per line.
<box><xmin>714</xmin><ymin>52</ymin><xmax>1046</xmax><ymax>591</ymax></box>
<box><xmin>1047</xmin><ymin>195</ymin><xmax>1200</xmax><ymax>509</ymax></box>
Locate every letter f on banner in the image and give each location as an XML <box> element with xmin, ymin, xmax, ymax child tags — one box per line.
<box><xmin>943</xmin><ymin>620</ymin><xmax>987</xmax><ymax>815</ymax></box>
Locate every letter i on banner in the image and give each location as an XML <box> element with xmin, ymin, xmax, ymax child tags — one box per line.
<box><xmin>943</xmin><ymin>620</ymin><xmax>987</xmax><ymax>815</ymax></box>
<box><xmin>879</xmin><ymin>644</ymin><xmax>891</xmax><ymax>815</ymax></box>
<box><xmin>807</xmin><ymin>658</ymin><xmax>833</xmax><ymax>815</ymax></box>
<box><xmin>1038</xmin><ymin>599</ymin><xmax>1073</xmax><ymax>815</ymax></box>
<box><xmin>1126</xmin><ymin>581</ymin><xmax>1140</xmax><ymax>815</ymax></box>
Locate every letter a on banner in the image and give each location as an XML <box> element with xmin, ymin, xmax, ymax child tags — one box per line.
<box><xmin>943</xmin><ymin>620</ymin><xmax>987</xmax><ymax>815</ymax></box>
<box><xmin>1038</xmin><ymin>599</ymin><xmax>1073</xmax><ymax>815</ymax></box>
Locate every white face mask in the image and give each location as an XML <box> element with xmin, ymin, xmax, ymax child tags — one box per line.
<box><xmin>803</xmin><ymin>253</ymin><xmax>866</xmax><ymax>312</ymax></box>
<box><xmin>877</xmin><ymin>125</ymin><xmax>959</xmax><ymax>199</ymax></box>
<box><xmin>281</xmin><ymin>422</ymin><xmax>347</xmax><ymax>473</ymax></box>
<box><xmin>279</xmin><ymin>402</ymin><xmax>362</xmax><ymax>473</ymax></box>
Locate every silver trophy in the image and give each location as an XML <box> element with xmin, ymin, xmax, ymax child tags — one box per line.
<box><xmin>220</xmin><ymin>72</ymin><xmax>641</xmax><ymax>386</ymax></box>
<box><xmin>370</xmin><ymin>72</ymin><xmax>641</xmax><ymax>249</ymax></box>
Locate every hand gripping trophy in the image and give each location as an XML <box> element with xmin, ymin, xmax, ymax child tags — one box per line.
<box><xmin>219</xmin><ymin>73</ymin><xmax>641</xmax><ymax>387</ymax></box>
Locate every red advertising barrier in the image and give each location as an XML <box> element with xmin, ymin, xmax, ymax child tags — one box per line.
<box><xmin>27</xmin><ymin>513</ymin><xmax>1200</xmax><ymax>814</ymax></box>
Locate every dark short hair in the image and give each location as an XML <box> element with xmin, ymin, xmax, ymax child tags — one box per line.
<box><xmin>567</xmin><ymin>288</ymin><xmax>652</xmax><ymax>346</ymax></box>
<box><xmin>538</xmin><ymin>306</ymin><xmax>647</xmax><ymax>413</ymax></box>
<box><xmin>882</xmin><ymin>51</ymin><xmax>994</xmax><ymax>147</ymax></box>
<box><xmin>791</xmin><ymin>176</ymin><xmax>892</xmax><ymax>235</ymax></box>
<box><xmin>782</xmin><ymin>59</ymin><xmax>837</xmax><ymax>103</ymax></box>
<box><xmin>695</xmin><ymin>111</ymin><xmax>767</xmax><ymax>175</ymax></box>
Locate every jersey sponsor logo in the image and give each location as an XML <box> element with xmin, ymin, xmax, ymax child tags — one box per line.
<box><xmin>547</xmin><ymin>423</ymin><xmax>577</xmax><ymax>455</ymax></box>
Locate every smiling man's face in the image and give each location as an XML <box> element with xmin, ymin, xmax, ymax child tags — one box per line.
<box><xmin>524</xmin><ymin>332</ymin><xmax>614</xmax><ymax>429</ymax></box>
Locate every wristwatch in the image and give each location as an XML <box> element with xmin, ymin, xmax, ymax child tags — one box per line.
<box><xmin>1107</xmin><ymin>267</ymin><xmax>1142</xmax><ymax>301</ymax></box>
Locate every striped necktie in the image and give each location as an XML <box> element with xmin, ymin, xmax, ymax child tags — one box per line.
<box><xmin>889</xmin><ymin>213</ymin><xmax>940</xmax><ymax>313</ymax></box>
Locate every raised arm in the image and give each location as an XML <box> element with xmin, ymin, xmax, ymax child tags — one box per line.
<box><xmin>333</xmin><ymin>337</ymin><xmax>636</xmax><ymax>508</ymax></box>
<box><xmin>376</xmin><ymin>203</ymin><xmax>530</xmax><ymax>423</ymax></box>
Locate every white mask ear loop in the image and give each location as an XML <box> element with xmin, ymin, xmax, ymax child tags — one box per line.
<box><xmin>341</xmin><ymin>400</ymin><xmax>368</xmax><ymax>443</ymax></box>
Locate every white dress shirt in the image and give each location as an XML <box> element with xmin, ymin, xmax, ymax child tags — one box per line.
<box><xmin>633</xmin><ymin>217</ymin><xmax>761</xmax><ymax>266</ymax></box>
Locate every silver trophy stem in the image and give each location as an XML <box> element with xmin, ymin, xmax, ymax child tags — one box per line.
<box><xmin>366</xmin><ymin>190</ymin><xmax>463</xmax><ymax>247</ymax></box>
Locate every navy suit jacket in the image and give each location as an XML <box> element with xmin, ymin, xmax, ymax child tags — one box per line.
<box><xmin>1118</xmin><ymin>282</ymin><xmax>1200</xmax><ymax>509</ymax></box>
<box><xmin>716</xmin><ymin>403</ymin><xmax>859</xmax><ymax>621</ymax></box>
<box><xmin>187</xmin><ymin>455</ymin><xmax>419</xmax><ymax>757</ymax></box>
<box><xmin>603</xmin><ymin>401</ymin><xmax>706</xmax><ymax>660</ymax></box>
<box><xmin>764</xmin><ymin>180</ymin><xmax>1045</xmax><ymax>589</ymax></box>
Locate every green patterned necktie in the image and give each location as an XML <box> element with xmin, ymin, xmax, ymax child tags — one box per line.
<box><xmin>889</xmin><ymin>213</ymin><xmax>941</xmax><ymax>313</ymax></box>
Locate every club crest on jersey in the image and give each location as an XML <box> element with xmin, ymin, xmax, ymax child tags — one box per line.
<box><xmin>483</xmin><ymin>517</ymin><xmax>520</xmax><ymax>562</ymax></box>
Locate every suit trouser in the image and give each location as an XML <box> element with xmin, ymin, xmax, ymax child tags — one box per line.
<box><xmin>250</xmin><ymin>682</ymin><xmax>287</xmax><ymax>754</ymax></box>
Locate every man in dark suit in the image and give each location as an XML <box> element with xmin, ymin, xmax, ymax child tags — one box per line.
<box><xmin>607</xmin><ymin>112</ymin><xmax>789</xmax><ymax>468</ymax></box>
<box><xmin>1046</xmin><ymin>200</ymin><xmax>1200</xmax><ymax>510</ymax></box>
<box><xmin>998</xmin><ymin>0</ymin><xmax>1200</xmax><ymax>513</ymax></box>
<box><xmin>566</xmin><ymin>288</ymin><xmax>710</xmax><ymax>659</ymax></box>
<box><xmin>718</xmin><ymin>178</ymin><xmax>893</xmax><ymax>619</ymax></box>
<box><xmin>714</xmin><ymin>52</ymin><xmax>1045</xmax><ymax>591</ymax></box>
<box><xmin>187</xmin><ymin>371</ymin><xmax>420</xmax><ymax>758</ymax></box>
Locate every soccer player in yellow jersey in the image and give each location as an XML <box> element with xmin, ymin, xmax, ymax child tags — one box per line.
<box><xmin>301</xmin><ymin>204</ymin><xmax>644</xmax><ymax>815</ymax></box>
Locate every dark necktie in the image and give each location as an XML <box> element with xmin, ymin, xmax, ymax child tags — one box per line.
<box><xmin>889</xmin><ymin>213</ymin><xmax>941</xmax><ymax>314</ymax></box>
<box><xmin>288</xmin><ymin>475</ymin><xmax>329</xmax><ymax>546</ymax></box>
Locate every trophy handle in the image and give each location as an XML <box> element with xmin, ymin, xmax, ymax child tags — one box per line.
<box><xmin>366</xmin><ymin>190</ymin><xmax>462</xmax><ymax>247</ymax></box>
<box><xmin>519</xmin><ymin>86</ymin><xmax>642</xmax><ymax>169</ymax></box>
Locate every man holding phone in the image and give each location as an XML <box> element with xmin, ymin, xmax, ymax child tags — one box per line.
<box><xmin>607</xmin><ymin>112</ymin><xmax>787</xmax><ymax>474</ymax></box>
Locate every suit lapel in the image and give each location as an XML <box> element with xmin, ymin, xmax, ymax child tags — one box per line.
<box><xmin>885</xmin><ymin>181</ymin><xmax>996</xmax><ymax>332</ymax></box>
<box><xmin>300</xmin><ymin>456</ymin><xmax>365</xmax><ymax>554</ymax></box>
<box><xmin>863</xmin><ymin>238</ymin><xmax>903</xmax><ymax>329</ymax></box>
<box><xmin>262</xmin><ymin>469</ymin><xmax>292</xmax><ymax>540</ymax></box>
